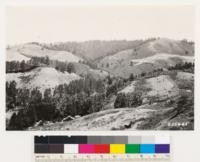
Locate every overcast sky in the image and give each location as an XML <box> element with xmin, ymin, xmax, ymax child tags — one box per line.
<box><xmin>6</xmin><ymin>5</ymin><xmax>194</xmax><ymax>45</ymax></box>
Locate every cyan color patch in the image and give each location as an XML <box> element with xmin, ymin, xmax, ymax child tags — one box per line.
<box><xmin>140</xmin><ymin>144</ymin><xmax>155</xmax><ymax>154</ymax></box>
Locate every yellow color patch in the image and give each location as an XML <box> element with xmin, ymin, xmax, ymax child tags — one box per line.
<box><xmin>110</xmin><ymin>144</ymin><xmax>125</xmax><ymax>154</ymax></box>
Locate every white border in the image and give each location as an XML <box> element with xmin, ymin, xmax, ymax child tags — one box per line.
<box><xmin>0</xmin><ymin>0</ymin><xmax>200</xmax><ymax>162</ymax></box>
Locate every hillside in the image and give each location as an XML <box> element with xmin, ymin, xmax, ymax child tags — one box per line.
<box><xmin>119</xmin><ymin>75</ymin><xmax>179</xmax><ymax>100</ymax></box>
<box><xmin>6</xmin><ymin>38</ymin><xmax>194</xmax><ymax>131</ymax></box>
<box><xmin>6</xmin><ymin>43</ymin><xmax>110</xmax><ymax>80</ymax></box>
<box><xmin>29</xmin><ymin>106</ymin><xmax>168</xmax><ymax>130</ymax></box>
<box><xmin>131</xmin><ymin>53</ymin><xmax>194</xmax><ymax>66</ymax></box>
<box><xmin>6</xmin><ymin>67</ymin><xmax>80</xmax><ymax>93</ymax></box>
<box><xmin>97</xmin><ymin>38</ymin><xmax>194</xmax><ymax>78</ymax></box>
<box><xmin>72</xmin><ymin>63</ymin><xmax>109</xmax><ymax>79</ymax></box>
<box><xmin>97</xmin><ymin>49</ymin><xmax>134</xmax><ymax>69</ymax></box>
<box><xmin>7</xmin><ymin>46</ymin><xmax>30</xmax><ymax>62</ymax></box>
<box><xmin>43</xmin><ymin>40</ymin><xmax>143</xmax><ymax>61</ymax></box>
<box><xmin>135</xmin><ymin>38</ymin><xmax>194</xmax><ymax>58</ymax></box>
<box><xmin>29</xmin><ymin>101</ymin><xmax>192</xmax><ymax>131</ymax></box>
<box><xmin>7</xmin><ymin>43</ymin><xmax>83</xmax><ymax>63</ymax></box>
<box><xmin>29</xmin><ymin>71</ymin><xmax>194</xmax><ymax>130</ymax></box>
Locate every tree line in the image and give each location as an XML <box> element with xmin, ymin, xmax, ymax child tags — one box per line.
<box><xmin>6</xmin><ymin>56</ymin><xmax>76</xmax><ymax>74</ymax></box>
<box><xmin>6</xmin><ymin>75</ymin><xmax>126</xmax><ymax>130</ymax></box>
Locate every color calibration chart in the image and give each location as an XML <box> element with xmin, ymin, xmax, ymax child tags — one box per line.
<box><xmin>34</xmin><ymin>136</ymin><xmax>170</xmax><ymax>162</ymax></box>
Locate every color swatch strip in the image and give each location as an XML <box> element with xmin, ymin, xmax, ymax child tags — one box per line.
<box><xmin>35</xmin><ymin>144</ymin><xmax>170</xmax><ymax>154</ymax></box>
<box><xmin>35</xmin><ymin>136</ymin><xmax>170</xmax><ymax>154</ymax></box>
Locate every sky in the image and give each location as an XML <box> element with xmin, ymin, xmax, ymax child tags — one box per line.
<box><xmin>6</xmin><ymin>5</ymin><xmax>195</xmax><ymax>45</ymax></box>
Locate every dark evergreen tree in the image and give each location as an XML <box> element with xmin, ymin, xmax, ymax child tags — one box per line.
<box><xmin>129</xmin><ymin>73</ymin><xmax>135</xmax><ymax>81</ymax></box>
<box><xmin>20</xmin><ymin>60</ymin><xmax>26</xmax><ymax>72</ymax></box>
<box><xmin>67</xmin><ymin>63</ymin><xmax>75</xmax><ymax>73</ymax></box>
<box><xmin>114</xmin><ymin>93</ymin><xmax>127</xmax><ymax>108</ymax></box>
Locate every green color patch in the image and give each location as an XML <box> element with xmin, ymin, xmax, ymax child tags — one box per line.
<box><xmin>126</xmin><ymin>144</ymin><xmax>140</xmax><ymax>153</ymax></box>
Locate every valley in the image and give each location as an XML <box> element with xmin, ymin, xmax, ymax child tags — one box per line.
<box><xmin>6</xmin><ymin>38</ymin><xmax>194</xmax><ymax>130</ymax></box>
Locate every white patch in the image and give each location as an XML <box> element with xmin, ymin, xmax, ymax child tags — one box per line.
<box><xmin>146</xmin><ymin>75</ymin><xmax>178</xmax><ymax>98</ymax></box>
<box><xmin>118</xmin><ymin>81</ymin><xmax>136</xmax><ymax>94</ymax></box>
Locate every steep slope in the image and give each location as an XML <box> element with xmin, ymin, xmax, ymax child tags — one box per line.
<box><xmin>6</xmin><ymin>67</ymin><xmax>80</xmax><ymax>93</ymax></box>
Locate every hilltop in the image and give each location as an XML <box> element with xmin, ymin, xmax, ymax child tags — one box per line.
<box><xmin>97</xmin><ymin>38</ymin><xmax>194</xmax><ymax>78</ymax></box>
<box><xmin>6</xmin><ymin>67</ymin><xmax>80</xmax><ymax>93</ymax></box>
<box><xmin>7</xmin><ymin>43</ymin><xmax>83</xmax><ymax>63</ymax></box>
<box><xmin>7</xmin><ymin>46</ymin><xmax>30</xmax><ymax>62</ymax></box>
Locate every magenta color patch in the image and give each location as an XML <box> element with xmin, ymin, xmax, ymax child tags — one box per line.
<box><xmin>79</xmin><ymin>144</ymin><xmax>94</xmax><ymax>153</ymax></box>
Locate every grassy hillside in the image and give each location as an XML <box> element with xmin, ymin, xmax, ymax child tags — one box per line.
<box><xmin>97</xmin><ymin>38</ymin><xmax>194</xmax><ymax>78</ymax></box>
<box><xmin>8</xmin><ymin>43</ymin><xmax>83</xmax><ymax>63</ymax></box>
<box><xmin>7</xmin><ymin>46</ymin><xmax>30</xmax><ymax>62</ymax></box>
<box><xmin>6</xmin><ymin>67</ymin><xmax>80</xmax><ymax>93</ymax></box>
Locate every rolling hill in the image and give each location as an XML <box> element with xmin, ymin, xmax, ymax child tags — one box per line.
<box><xmin>72</xmin><ymin>62</ymin><xmax>109</xmax><ymax>79</ymax></box>
<box><xmin>6</xmin><ymin>67</ymin><xmax>80</xmax><ymax>93</ymax></box>
<box><xmin>97</xmin><ymin>38</ymin><xmax>194</xmax><ymax>78</ymax></box>
<box><xmin>7</xmin><ymin>46</ymin><xmax>31</xmax><ymax>62</ymax></box>
<box><xmin>7</xmin><ymin>43</ymin><xmax>83</xmax><ymax>63</ymax></box>
<box><xmin>6</xmin><ymin>38</ymin><xmax>194</xmax><ymax>130</ymax></box>
<box><xmin>43</xmin><ymin>40</ymin><xmax>144</xmax><ymax>61</ymax></box>
<box><xmin>131</xmin><ymin>53</ymin><xmax>194</xmax><ymax>66</ymax></box>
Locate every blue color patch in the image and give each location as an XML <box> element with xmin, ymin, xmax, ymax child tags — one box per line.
<box><xmin>140</xmin><ymin>144</ymin><xmax>155</xmax><ymax>154</ymax></box>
